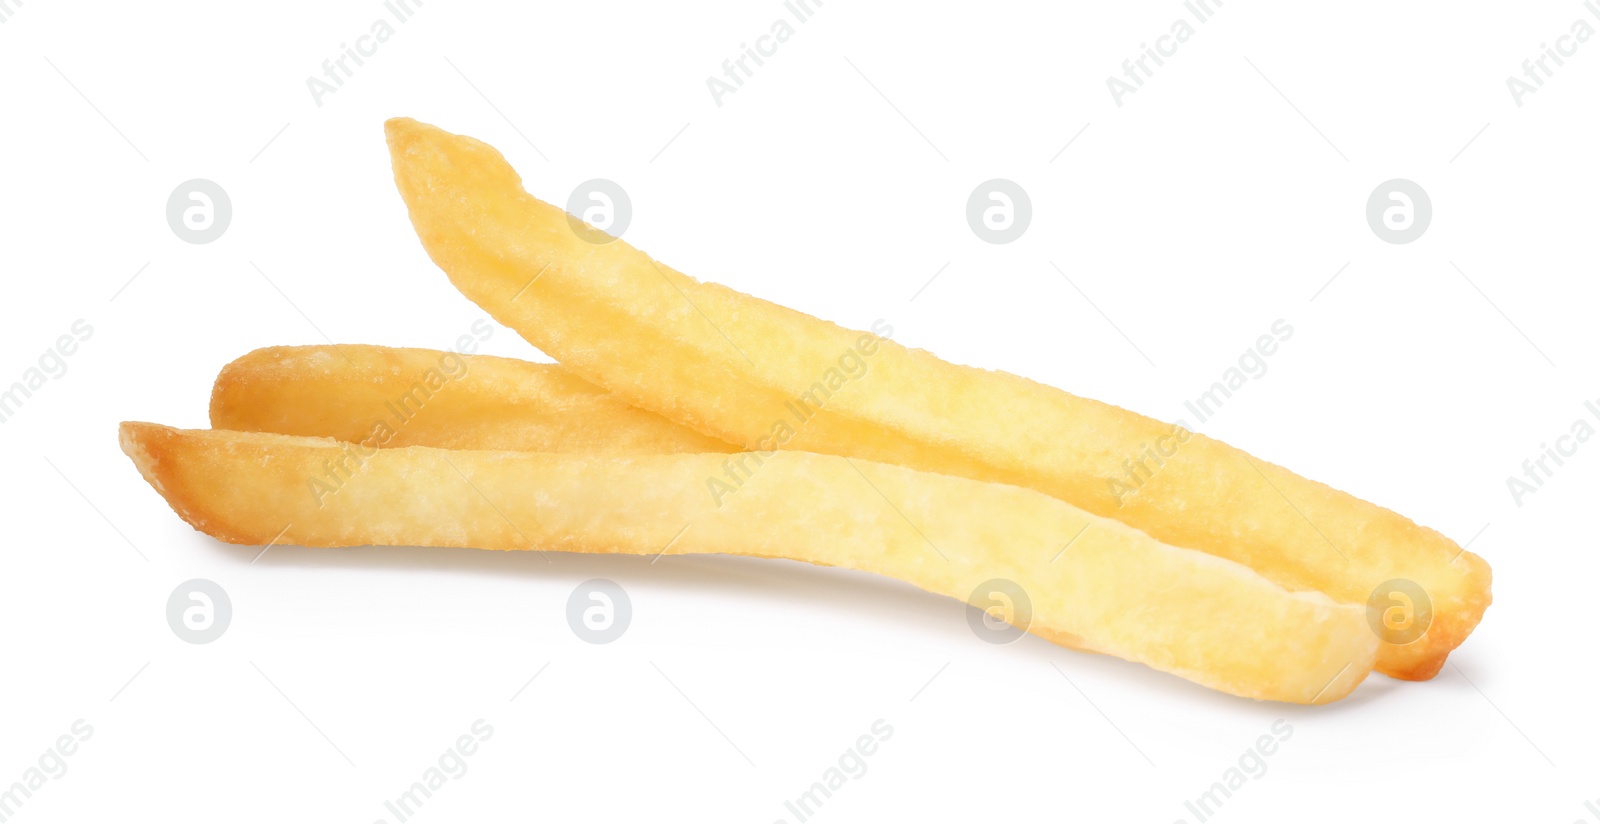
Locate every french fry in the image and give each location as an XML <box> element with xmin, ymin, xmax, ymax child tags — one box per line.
<box><xmin>384</xmin><ymin>117</ymin><xmax>1491</xmax><ymax>680</ymax></box>
<box><xmin>210</xmin><ymin>345</ymin><xmax>733</xmax><ymax>455</ymax></box>
<box><xmin>120</xmin><ymin>422</ymin><xmax>1376</xmax><ymax>704</ymax></box>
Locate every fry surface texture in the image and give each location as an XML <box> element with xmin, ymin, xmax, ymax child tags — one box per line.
<box><xmin>211</xmin><ymin>345</ymin><xmax>733</xmax><ymax>456</ymax></box>
<box><xmin>121</xmin><ymin>422</ymin><xmax>1375</xmax><ymax>704</ymax></box>
<box><xmin>384</xmin><ymin>117</ymin><xmax>1490</xmax><ymax>680</ymax></box>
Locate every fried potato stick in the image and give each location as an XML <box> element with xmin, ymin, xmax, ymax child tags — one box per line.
<box><xmin>211</xmin><ymin>345</ymin><xmax>733</xmax><ymax>455</ymax></box>
<box><xmin>384</xmin><ymin>117</ymin><xmax>1490</xmax><ymax>680</ymax></box>
<box><xmin>120</xmin><ymin>422</ymin><xmax>1375</xmax><ymax>704</ymax></box>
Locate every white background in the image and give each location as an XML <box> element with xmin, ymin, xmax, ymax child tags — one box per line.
<box><xmin>1</xmin><ymin>1</ymin><xmax>1595</xmax><ymax>821</ymax></box>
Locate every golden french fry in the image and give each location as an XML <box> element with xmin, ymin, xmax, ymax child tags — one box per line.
<box><xmin>384</xmin><ymin>117</ymin><xmax>1490</xmax><ymax>680</ymax></box>
<box><xmin>210</xmin><ymin>345</ymin><xmax>733</xmax><ymax>455</ymax></box>
<box><xmin>120</xmin><ymin>422</ymin><xmax>1376</xmax><ymax>704</ymax></box>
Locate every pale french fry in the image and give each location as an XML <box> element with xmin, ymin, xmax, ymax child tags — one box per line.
<box><xmin>384</xmin><ymin>117</ymin><xmax>1491</xmax><ymax>680</ymax></box>
<box><xmin>120</xmin><ymin>422</ymin><xmax>1376</xmax><ymax>704</ymax></box>
<box><xmin>210</xmin><ymin>345</ymin><xmax>733</xmax><ymax>455</ymax></box>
